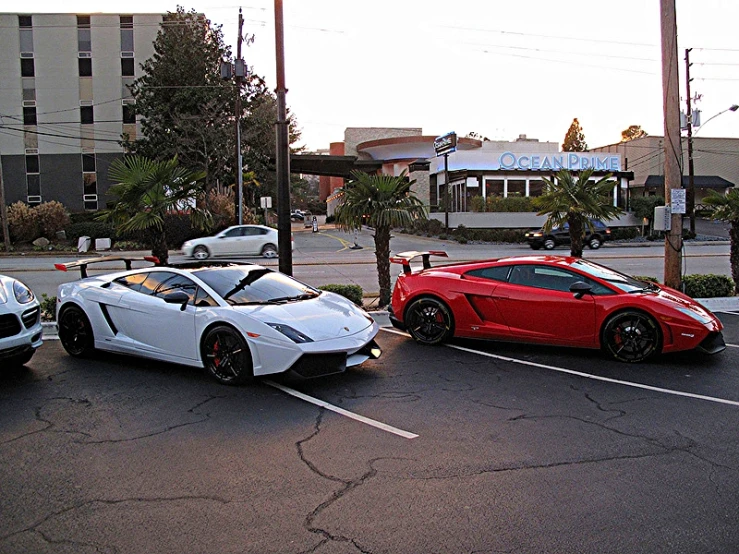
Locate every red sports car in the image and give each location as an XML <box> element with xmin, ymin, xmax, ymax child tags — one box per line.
<box><xmin>389</xmin><ymin>251</ymin><xmax>726</xmax><ymax>363</ymax></box>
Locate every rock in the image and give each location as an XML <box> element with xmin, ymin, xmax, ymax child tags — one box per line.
<box><xmin>32</xmin><ymin>237</ymin><xmax>50</xmax><ymax>248</ymax></box>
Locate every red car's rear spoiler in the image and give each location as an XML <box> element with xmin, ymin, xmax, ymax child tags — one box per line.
<box><xmin>54</xmin><ymin>256</ymin><xmax>160</xmax><ymax>278</ymax></box>
<box><xmin>390</xmin><ymin>250</ymin><xmax>448</xmax><ymax>275</ymax></box>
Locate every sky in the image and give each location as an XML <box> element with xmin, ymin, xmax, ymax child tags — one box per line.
<box><xmin>15</xmin><ymin>0</ymin><xmax>739</xmax><ymax>151</ymax></box>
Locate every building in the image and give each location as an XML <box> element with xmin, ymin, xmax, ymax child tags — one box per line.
<box><xmin>0</xmin><ymin>13</ymin><xmax>161</xmax><ymax>211</ymax></box>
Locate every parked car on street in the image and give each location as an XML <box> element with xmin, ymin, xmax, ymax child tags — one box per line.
<box><xmin>182</xmin><ymin>225</ymin><xmax>292</xmax><ymax>260</ymax></box>
<box><xmin>290</xmin><ymin>210</ymin><xmax>305</xmax><ymax>222</ymax></box>
<box><xmin>389</xmin><ymin>251</ymin><xmax>725</xmax><ymax>363</ymax></box>
<box><xmin>0</xmin><ymin>274</ymin><xmax>43</xmax><ymax>368</ymax></box>
<box><xmin>55</xmin><ymin>257</ymin><xmax>381</xmax><ymax>385</ymax></box>
<box><xmin>525</xmin><ymin>220</ymin><xmax>611</xmax><ymax>250</ymax></box>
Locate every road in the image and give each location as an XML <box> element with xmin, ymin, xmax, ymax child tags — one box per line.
<box><xmin>0</xmin><ymin>225</ymin><xmax>733</xmax><ymax>305</ymax></box>
<box><xmin>1</xmin><ymin>312</ymin><xmax>738</xmax><ymax>553</ymax></box>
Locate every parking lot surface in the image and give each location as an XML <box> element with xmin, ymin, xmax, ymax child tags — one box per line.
<box><xmin>1</xmin><ymin>313</ymin><xmax>738</xmax><ymax>553</ymax></box>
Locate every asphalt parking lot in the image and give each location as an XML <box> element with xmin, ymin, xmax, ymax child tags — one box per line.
<box><xmin>1</xmin><ymin>312</ymin><xmax>738</xmax><ymax>553</ymax></box>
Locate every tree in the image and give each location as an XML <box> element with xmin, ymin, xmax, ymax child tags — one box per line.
<box><xmin>534</xmin><ymin>168</ymin><xmax>621</xmax><ymax>257</ymax></box>
<box><xmin>562</xmin><ymin>118</ymin><xmax>588</xmax><ymax>152</ymax></box>
<box><xmin>621</xmin><ymin>125</ymin><xmax>648</xmax><ymax>142</ymax></box>
<box><xmin>629</xmin><ymin>195</ymin><xmax>664</xmax><ymax>235</ymax></box>
<box><xmin>100</xmin><ymin>156</ymin><xmax>210</xmax><ymax>265</ymax></box>
<box><xmin>703</xmin><ymin>189</ymin><xmax>739</xmax><ymax>293</ymax></box>
<box><xmin>334</xmin><ymin>171</ymin><xmax>427</xmax><ymax>307</ymax></box>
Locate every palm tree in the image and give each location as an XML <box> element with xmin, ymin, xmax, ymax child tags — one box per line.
<box><xmin>100</xmin><ymin>155</ymin><xmax>210</xmax><ymax>265</ymax></box>
<box><xmin>335</xmin><ymin>171</ymin><xmax>427</xmax><ymax>307</ymax></box>
<box><xmin>535</xmin><ymin>168</ymin><xmax>622</xmax><ymax>257</ymax></box>
<box><xmin>704</xmin><ymin>189</ymin><xmax>739</xmax><ymax>294</ymax></box>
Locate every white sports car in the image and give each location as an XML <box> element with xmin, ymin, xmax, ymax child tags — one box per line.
<box><xmin>55</xmin><ymin>257</ymin><xmax>381</xmax><ymax>385</ymax></box>
<box><xmin>0</xmin><ymin>273</ymin><xmax>43</xmax><ymax>368</ymax></box>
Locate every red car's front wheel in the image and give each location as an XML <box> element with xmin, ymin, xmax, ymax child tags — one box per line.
<box><xmin>405</xmin><ymin>297</ymin><xmax>454</xmax><ymax>345</ymax></box>
<box><xmin>601</xmin><ymin>310</ymin><xmax>661</xmax><ymax>363</ymax></box>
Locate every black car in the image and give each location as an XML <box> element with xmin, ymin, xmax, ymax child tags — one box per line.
<box><xmin>525</xmin><ymin>220</ymin><xmax>611</xmax><ymax>250</ymax></box>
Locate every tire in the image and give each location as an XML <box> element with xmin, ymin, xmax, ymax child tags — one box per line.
<box><xmin>58</xmin><ymin>305</ymin><xmax>95</xmax><ymax>357</ymax></box>
<box><xmin>201</xmin><ymin>325</ymin><xmax>253</xmax><ymax>385</ymax></box>
<box><xmin>261</xmin><ymin>244</ymin><xmax>278</xmax><ymax>258</ymax></box>
<box><xmin>192</xmin><ymin>245</ymin><xmax>210</xmax><ymax>260</ymax></box>
<box><xmin>529</xmin><ymin>244</ymin><xmax>541</xmax><ymax>251</ymax></box>
<box><xmin>601</xmin><ymin>310</ymin><xmax>661</xmax><ymax>363</ymax></box>
<box><xmin>543</xmin><ymin>238</ymin><xmax>556</xmax><ymax>250</ymax></box>
<box><xmin>405</xmin><ymin>297</ymin><xmax>454</xmax><ymax>345</ymax></box>
<box><xmin>588</xmin><ymin>236</ymin><xmax>602</xmax><ymax>250</ymax></box>
<box><xmin>7</xmin><ymin>350</ymin><xmax>34</xmax><ymax>368</ymax></box>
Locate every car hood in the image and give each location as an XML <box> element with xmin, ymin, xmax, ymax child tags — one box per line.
<box><xmin>651</xmin><ymin>287</ymin><xmax>720</xmax><ymax>323</ymax></box>
<box><xmin>236</xmin><ymin>292</ymin><xmax>375</xmax><ymax>341</ymax></box>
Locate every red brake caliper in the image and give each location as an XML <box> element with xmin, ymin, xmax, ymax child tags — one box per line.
<box><xmin>213</xmin><ymin>340</ymin><xmax>221</xmax><ymax>367</ymax></box>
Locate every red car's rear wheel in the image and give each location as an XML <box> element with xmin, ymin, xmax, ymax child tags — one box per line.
<box><xmin>405</xmin><ymin>297</ymin><xmax>454</xmax><ymax>345</ymax></box>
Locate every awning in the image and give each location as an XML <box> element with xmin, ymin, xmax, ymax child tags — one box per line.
<box><xmin>287</xmin><ymin>154</ymin><xmax>382</xmax><ymax>178</ymax></box>
<box><xmin>644</xmin><ymin>175</ymin><xmax>734</xmax><ymax>189</ymax></box>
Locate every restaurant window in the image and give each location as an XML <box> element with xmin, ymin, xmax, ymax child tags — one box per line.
<box><xmin>485</xmin><ymin>179</ymin><xmax>504</xmax><ymax>198</ymax></box>
<box><xmin>507</xmin><ymin>179</ymin><xmax>526</xmax><ymax>197</ymax></box>
<box><xmin>528</xmin><ymin>179</ymin><xmax>544</xmax><ymax>197</ymax></box>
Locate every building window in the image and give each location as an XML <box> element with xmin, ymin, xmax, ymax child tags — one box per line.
<box><xmin>78</xmin><ymin>58</ymin><xmax>92</xmax><ymax>77</ymax></box>
<box><xmin>77</xmin><ymin>15</ymin><xmax>91</xmax><ymax>52</ymax></box>
<box><xmin>529</xmin><ymin>179</ymin><xmax>544</xmax><ymax>197</ymax></box>
<box><xmin>26</xmin><ymin>154</ymin><xmax>40</xmax><ymax>174</ymax></box>
<box><xmin>82</xmin><ymin>153</ymin><xmax>96</xmax><ymax>173</ymax></box>
<box><xmin>23</xmin><ymin>106</ymin><xmax>37</xmax><ymax>125</ymax></box>
<box><xmin>485</xmin><ymin>179</ymin><xmax>504</xmax><ymax>198</ymax></box>
<box><xmin>122</xmin><ymin>104</ymin><xmax>136</xmax><ymax>124</ymax></box>
<box><xmin>18</xmin><ymin>15</ymin><xmax>32</xmax><ymax>27</ymax></box>
<box><xmin>20</xmin><ymin>58</ymin><xmax>35</xmax><ymax>77</ymax></box>
<box><xmin>19</xmin><ymin>28</ymin><xmax>33</xmax><ymax>53</ymax></box>
<box><xmin>83</xmin><ymin>172</ymin><xmax>97</xmax><ymax>195</ymax></box>
<box><xmin>121</xmin><ymin>57</ymin><xmax>134</xmax><ymax>77</ymax></box>
<box><xmin>80</xmin><ymin>105</ymin><xmax>94</xmax><ymax>124</ymax></box>
<box><xmin>120</xmin><ymin>15</ymin><xmax>134</xmax><ymax>51</ymax></box>
<box><xmin>27</xmin><ymin>174</ymin><xmax>41</xmax><ymax>202</ymax></box>
<box><xmin>22</xmin><ymin>78</ymin><xmax>35</xmax><ymax>101</ymax></box>
<box><xmin>508</xmin><ymin>179</ymin><xmax>526</xmax><ymax>197</ymax></box>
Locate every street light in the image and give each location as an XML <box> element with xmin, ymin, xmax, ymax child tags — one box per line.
<box><xmin>686</xmin><ymin>103</ymin><xmax>738</xmax><ymax>234</ymax></box>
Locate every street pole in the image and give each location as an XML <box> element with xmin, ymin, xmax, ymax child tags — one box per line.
<box><xmin>685</xmin><ymin>48</ymin><xmax>696</xmax><ymax>236</ymax></box>
<box><xmin>235</xmin><ymin>9</ymin><xmax>244</xmax><ymax>225</ymax></box>
<box><xmin>0</xmin><ymin>156</ymin><xmax>11</xmax><ymax>252</ymax></box>
<box><xmin>443</xmin><ymin>152</ymin><xmax>449</xmax><ymax>232</ymax></box>
<box><xmin>660</xmin><ymin>0</ymin><xmax>683</xmax><ymax>290</ymax></box>
<box><xmin>274</xmin><ymin>0</ymin><xmax>292</xmax><ymax>275</ymax></box>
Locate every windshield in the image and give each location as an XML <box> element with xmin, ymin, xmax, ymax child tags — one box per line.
<box><xmin>193</xmin><ymin>267</ymin><xmax>320</xmax><ymax>305</ymax></box>
<box><xmin>570</xmin><ymin>259</ymin><xmax>658</xmax><ymax>293</ymax></box>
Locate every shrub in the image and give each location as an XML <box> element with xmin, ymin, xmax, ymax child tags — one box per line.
<box><xmin>39</xmin><ymin>294</ymin><xmax>57</xmax><ymax>321</ymax></box>
<box><xmin>632</xmin><ymin>275</ymin><xmax>659</xmax><ymax>283</ymax></box>
<box><xmin>64</xmin><ymin>221</ymin><xmax>117</xmax><ymax>243</ymax></box>
<box><xmin>682</xmin><ymin>274</ymin><xmax>734</xmax><ymax>298</ymax></box>
<box><xmin>318</xmin><ymin>284</ymin><xmax>364</xmax><ymax>306</ymax></box>
<box><xmin>33</xmin><ymin>201</ymin><xmax>70</xmax><ymax>238</ymax></box>
<box><xmin>469</xmin><ymin>195</ymin><xmax>486</xmax><ymax>212</ymax></box>
<box><xmin>485</xmin><ymin>196</ymin><xmax>536</xmax><ymax>212</ymax></box>
<box><xmin>610</xmin><ymin>227</ymin><xmax>640</xmax><ymax>241</ymax></box>
<box><xmin>7</xmin><ymin>201</ymin><xmax>39</xmax><ymax>243</ymax></box>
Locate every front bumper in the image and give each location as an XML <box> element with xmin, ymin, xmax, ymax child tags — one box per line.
<box><xmin>697</xmin><ymin>331</ymin><xmax>726</xmax><ymax>355</ymax></box>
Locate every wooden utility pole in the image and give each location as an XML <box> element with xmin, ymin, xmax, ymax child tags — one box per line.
<box><xmin>234</xmin><ymin>9</ymin><xmax>244</xmax><ymax>224</ymax></box>
<box><xmin>274</xmin><ymin>0</ymin><xmax>292</xmax><ymax>275</ymax></box>
<box><xmin>0</xmin><ymin>157</ymin><xmax>11</xmax><ymax>252</ymax></box>
<box><xmin>660</xmin><ymin>0</ymin><xmax>683</xmax><ymax>290</ymax></box>
<box><xmin>685</xmin><ymin>48</ymin><xmax>697</xmax><ymax>236</ymax></box>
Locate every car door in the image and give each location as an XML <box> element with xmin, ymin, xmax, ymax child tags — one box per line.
<box><xmin>241</xmin><ymin>226</ymin><xmax>267</xmax><ymax>255</ymax></box>
<box><xmin>492</xmin><ymin>264</ymin><xmax>596</xmax><ymax>346</ymax></box>
<box><xmin>109</xmin><ymin>271</ymin><xmax>198</xmax><ymax>361</ymax></box>
<box><xmin>213</xmin><ymin>227</ymin><xmax>245</xmax><ymax>257</ymax></box>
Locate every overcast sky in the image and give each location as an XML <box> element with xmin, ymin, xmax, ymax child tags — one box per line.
<box><xmin>16</xmin><ymin>0</ymin><xmax>739</xmax><ymax>151</ymax></box>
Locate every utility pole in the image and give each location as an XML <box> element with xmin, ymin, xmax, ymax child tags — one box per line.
<box><xmin>685</xmin><ymin>48</ymin><xmax>697</xmax><ymax>236</ymax></box>
<box><xmin>660</xmin><ymin>0</ymin><xmax>683</xmax><ymax>290</ymax></box>
<box><xmin>274</xmin><ymin>0</ymin><xmax>292</xmax><ymax>275</ymax></box>
<box><xmin>0</xmin><ymin>156</ymin><xmax>11</xmax><ymax>252</ymax></box>
<box><xmin>234</xmin><ymin>9</ymin><xmax>244</xmax><ymax>225</ymax></box>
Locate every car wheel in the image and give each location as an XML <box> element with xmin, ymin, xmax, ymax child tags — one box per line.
<box><xmin>261</xmin><ymin>244</ymin><xmax>278</xmax><ymax>258</ymax></box>
<box><xmin>405</xmin><ymin>297</ymin><xmax>454</xmax><ymax>345</ymax></box>
<box><xmin>588</xmin><ymin>236</ymin><xmax>602</xmax><ymax>249</ymax></box>
<box><xmin>601</xmin><ymin>310</ymin><xmax>661</xmax><ymax>363</ymax></box>
<box><xmin>543</xmin><ymin>238</ymin><xmax>556</xmax><ymax>250</ymax></box>
<box><xmin>201</xmin><ymin>325</ymin><xmax>253</xmax><ymax>385</ymax></box>
<box><xmin>529</xmin><ymin>244</ymin><xmax>541</xmax><ymax>251</ymax></box>
<box><xmin>193</xmin><ymin>245</ymin><xmax>210</xmax><ymax>260</ymax></box>
<box><xmin>58</xmin><ymin>305</ymin><xmax>95</xmax><ymax>357</ymax></box>
<box><xmin>7</xmin><ymin>350</ymin><xmax>34</xmax><ymax>367</ymax></box>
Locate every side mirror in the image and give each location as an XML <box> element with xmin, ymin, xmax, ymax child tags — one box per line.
<box><xmin>164</xmin><ymin>291</ymin><xmax>190</xmax><ymax>311</ymax></box>
<box><xmin>569</xmin><ymin>281</ymin><xmax>592</xmax><ymax>299</ymax></box>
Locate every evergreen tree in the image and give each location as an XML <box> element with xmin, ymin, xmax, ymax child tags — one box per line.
<box><xmin>704</xmin><ymin>189</ymin><xmax>739</xmax><ymax>293</ymax></box>
<box><xmin>562</xmin><ymin>118</ymin><xmax>588</xmax><ymax>152</ymax></box>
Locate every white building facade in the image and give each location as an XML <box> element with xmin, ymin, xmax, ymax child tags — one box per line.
<box><xmin>0</xmin><ymin>13</ymin><xmax>161</xmax><ymax>210</ymax></box>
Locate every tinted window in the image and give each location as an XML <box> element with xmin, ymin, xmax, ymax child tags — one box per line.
<box><xmin>509</xmin><ymin>264</ymin><xmax>613</xmax><ymax>295</ymax></box>
<box><xmin>114</xmin><ymin>272</ymin><xmax>148</xmax><ymax>291</ymax></box>
<box><xmin>464</xmin><ymin>265</ymin><xmax>511</xmax><ymax>282</ymax></box>
<box><xmin>222</xmin><ymin>227</ymin><xmax>243</xmax><ymax>238</ymax></box>
<box><xmin>194</xmin><ymin>267</ymin><xmax>318</xmax><ymax>306</ymax></box>
<box><xmin>151</xmin><ymin>273</ymin><xmax>198</xmax><ymax>303</ymax></box>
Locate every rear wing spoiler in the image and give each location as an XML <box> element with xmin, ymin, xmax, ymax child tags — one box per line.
<box><xmin>55</xmin><ymin>256</ymin><xmax>160</xmax><ymax>278</ymax></box>
<box><xmin>390</xmin><ymin>250</ymin><xmax>448</xmax><ymax>275</ymax></box>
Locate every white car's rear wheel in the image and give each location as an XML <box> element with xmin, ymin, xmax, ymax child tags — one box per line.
<box><xmin>261</xmin><ymin>244</ymin><xmax>278</xmax><ymax>258</ymax></box>
<box><xmin>201</xmin><ymin>326</ymin><xmax>253</xmax><ymax>385</ymax></box>
<box><xmin>193</xmin><ymin>245</ymin><xmax>210</xmax><ymax>260</ymax></box>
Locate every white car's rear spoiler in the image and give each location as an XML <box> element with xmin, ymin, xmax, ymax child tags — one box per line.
<box><xmin>54</xmin><ymin>256</ymin><xmax>160</xmax><ymax>278</ymax></box>
<box><xmin>390</xmin><ymin>250</ymin><xmax>448</xmax><ymax>275</ymax></box>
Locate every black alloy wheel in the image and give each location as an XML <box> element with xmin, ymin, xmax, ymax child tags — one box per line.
<box><xmin>201</xmin><ymin>326</ymin><xmax>253</xmax><ymax>385</ymax></box>
<box><xmin>602</xmin><ymin>310</ymin><xmax>661</xmax><ymax>362</ymax></box>
<box><xmin>58</xmin><ymin>305</ymin><xmax>95</xmax><ymax>357</ymax></box>
<box><xmin>405</xmin><ymin>297</ymin><xmax>454</xmax><ymax>345</ymax></box>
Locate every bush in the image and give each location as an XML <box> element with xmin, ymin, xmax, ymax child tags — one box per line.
<box><xmin>318</xmin><ymin>284</ymin><xmax>364</xmax><ymax>306</ymax></box>
<box><xmin>7</xmin><ymin>202</ymin><xmax>39</xmax><ymax>243</ymax></box>
<box><xmin>34</xmin><ymin>201</ymin><xmax>70</xmax><ymax>238</ymax></box>
<box><xmin>64</xmin><ymin>221</ymin><xmax>117</xmax><ymax>244</ymax></box>
<box><xmin>610</xmin><ymin>227</ymin><xmax>640</xmax><ymax>241</ymax></box>
<box><xmin>39</xmin><ymin>294</ymin><xmax>56</xmax><ymax>321</ymax></box>
<box><xmin>682</xmin><ymin>274</ymin><xmax>735</xmax><ymax>298</ymax></box>
<box><xmin>485</xmin><ymin>196</ymin><xmax>536</xmax><ymax>212</ymax></box>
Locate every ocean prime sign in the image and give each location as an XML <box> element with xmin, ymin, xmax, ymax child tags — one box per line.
<box><xmin>498</xmin><ymin>151</ymin><xmax>621</xmax><ymax>172</ymax></box>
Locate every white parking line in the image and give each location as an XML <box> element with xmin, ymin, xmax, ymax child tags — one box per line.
<box><xmin>264</xmin><ymin>380</ymin><xmax>419</xmax><ymax>439</ymax></box>
<box><xmin>381</xmin><ymin>328</ymin><xmax>739</xmax><ymax>408</ymax></box>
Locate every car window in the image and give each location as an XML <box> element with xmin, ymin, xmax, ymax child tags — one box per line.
<box><xmin>151</xmin><ymin>273</ymin><xmax>199</xmax><ymax>303</ymax></box>
<box><xmin>194</xmin><ymin>266</ymin><xmax>319</xmax><ymax>306</ymax></box>
<box><xmin>243</xmin><ymin>227</ymin><xmax>261</xmax><ymax>236</ymax></box>
<box><xmin>113</xmin><ymin>272</ymin><xmax>148</xmax><ymax>292</ymax></box>
<box><xmin>223</xmin><ymin>227</ymin><xmax>243</xmax><ymax>238</ymax></box>
<box><xmin>464</xmin><ymin>266</ymin><xmax>511</xmax><ymax>282</ymax></box>
<box><xmin>509</xmin><ymin>264</ymin><xmax>613</xmax><ymax>295</ymax></box>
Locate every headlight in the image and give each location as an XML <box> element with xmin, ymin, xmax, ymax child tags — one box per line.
<box><xmin>13</xmin><ymin>280</ymin><xmax>34</xmax><ymax>304</ymax></box>
<box><xmin>266</xmin><ymin>322</ymin><xmax>314</xmax><ymax>343</ymax></box>
<box><xmin>676</xmin><ymin>307</ymin><xmax>714</xmax><ymax>326</ymax></box>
